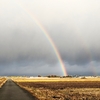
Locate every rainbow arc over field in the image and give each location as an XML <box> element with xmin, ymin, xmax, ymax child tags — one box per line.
<box><xmin>15</xmin><ymin>1</ymin><xmax>68</xmax><ymax>76</ymax></box>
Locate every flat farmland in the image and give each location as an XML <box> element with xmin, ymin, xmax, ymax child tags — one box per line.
<box><xmin>13</xmin><ymin>77</ymin><xmax>100</xmax><ymax>100</ymax></box>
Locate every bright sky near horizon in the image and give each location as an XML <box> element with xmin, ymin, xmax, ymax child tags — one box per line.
<box><xmin>0</xmin><ymin>0</ymin><xmax>100</xmax><ymax>76</ymax></box>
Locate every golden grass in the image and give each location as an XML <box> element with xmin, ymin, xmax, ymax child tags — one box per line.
<box><xmin>0</xmin><ymin>78</ymin><xmax>7</xmax><ymax>88</ymax></box>
<box><xmin>12</xmin><ymin>77</ymin><xmax>100</xmax><ymax>82</ymax></box>
<box><xmin>13</xmin><ymin>77</ymin><xmax>100</xmax><ymax>100</ymax></box>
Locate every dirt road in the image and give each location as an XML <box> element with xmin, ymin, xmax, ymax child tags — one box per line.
<box><xmin>0</xmin><ymin>79</ymin><xmax>37</xmax><ymax>100</ymax></box>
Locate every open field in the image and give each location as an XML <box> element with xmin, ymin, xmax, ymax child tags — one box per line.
<box><xmin>12</xmin><ymin>76</ymin><xmax>100</xmax><ymax>82</ymax></box>
<box><xmin>13</xmin><ymin>77</ymin><xmax>100</xmax><ymax>100</ymax></box>
<box><xmin>0</xmin><ymin>77</ymin><xmax>7</xmax><ymax>88</ymax></box>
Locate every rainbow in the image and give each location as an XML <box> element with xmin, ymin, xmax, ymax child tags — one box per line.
<box><xmin>14</xmin><ymin>1</ymin><xmax>68</xmax><ymax>76</ymax></box>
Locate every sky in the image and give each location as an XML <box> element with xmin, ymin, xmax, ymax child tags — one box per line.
<box><xmin>0</xmin><ymin>0</ymin><xmax>100</xmax><ymax>76</ymax></box>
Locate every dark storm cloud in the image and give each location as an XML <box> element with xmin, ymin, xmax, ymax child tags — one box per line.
<box><xmin>0</xmin><ymin>0</ymin><xmax>100</xmax><ymax>75</ymax></box>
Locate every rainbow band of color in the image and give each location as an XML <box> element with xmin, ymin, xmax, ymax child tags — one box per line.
<box><xmin>15</xmin><ymin>1</ymin><xmax>68</xmax><ymax>76</ymax></box>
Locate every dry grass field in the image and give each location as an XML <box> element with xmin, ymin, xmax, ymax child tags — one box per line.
<box><xmin>0</xmin><ymin>77</ymin><xmax>7</xmax><ymax>88</ymax></box>
<box><xmin>13</xmin><ymin>77</ymin><xmax>100</xmax><ymax>100</ymax></box>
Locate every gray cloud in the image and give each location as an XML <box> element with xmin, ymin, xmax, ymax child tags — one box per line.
<box><xmin>0</xmin><ymin>0</ymin><xmax>100</xmax><ymax>76</ymax></box>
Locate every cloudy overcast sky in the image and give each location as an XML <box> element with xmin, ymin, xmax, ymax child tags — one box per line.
<box><xmin>0</xmin><ymin>0</ymin><xmax>100</xmax><ymax>76</ymax></box>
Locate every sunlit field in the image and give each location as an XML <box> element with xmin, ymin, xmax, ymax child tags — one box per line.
<box><xmin>0</xmin><ymin>77</ymin><xmax>7</xmax><ymax>88</ymax></box>
<box><xmin>13</xmin><ymin>76</ymin><xmax>100</xmax><ymax>100</ymax></box>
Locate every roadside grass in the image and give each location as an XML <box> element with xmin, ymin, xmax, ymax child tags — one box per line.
<box><xmin>0</xmin><ymin>78</ymin><xmax>7</xmax><ymax>88</ymax></box>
